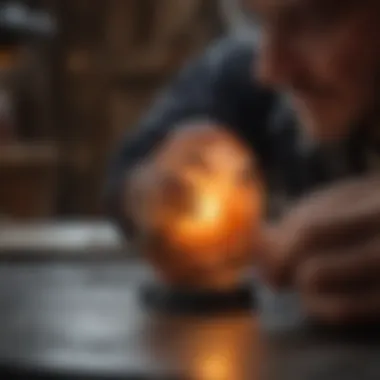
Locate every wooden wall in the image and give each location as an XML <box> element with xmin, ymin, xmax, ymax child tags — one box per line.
<box><xmin>0</xmin><ymin>0</ymin><xmax>222</xmax><ymax>219</ymax></box>
<box><xmin>54</xmin><ymin>0</ymin><xmax>222</xmax><ymax>216</ymax></box>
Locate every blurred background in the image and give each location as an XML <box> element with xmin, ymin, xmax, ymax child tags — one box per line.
<box><xmin>0</xmin><ymin>0</ymin><xmax>227</xmax><ymax>222</ymax></box>
<box><xmin>0</xmin><ymin>6</ymin><xmax>258</xmax><ymax>377</ymax></box>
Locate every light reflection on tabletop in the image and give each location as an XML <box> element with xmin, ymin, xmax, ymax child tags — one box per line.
<box><xmin>147</xmin><ymin>313</ymin><xmax>263</xmax><ymax>380</ymax></box>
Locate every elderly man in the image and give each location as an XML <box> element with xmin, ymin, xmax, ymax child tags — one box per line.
<box><xmin>106</xmin><ymin>0</ymin><xmax>380</xmax><ymax>324</ymax></box>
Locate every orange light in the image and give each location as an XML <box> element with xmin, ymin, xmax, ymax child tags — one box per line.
<box><xmin>154</xmin><ymin>131</ymin><xmax>264</xmax><ymax>288</ymax></box>
<box><xmin>169</xmin><ymin>140</ymin><xmax>262</xmax><ymax>247</ymax></box>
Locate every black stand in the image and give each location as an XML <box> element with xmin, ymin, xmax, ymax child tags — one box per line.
<box><xmin>140</xmin><ymin>281</ymin><xmax>255</xmax><ymax>315</ymax></box>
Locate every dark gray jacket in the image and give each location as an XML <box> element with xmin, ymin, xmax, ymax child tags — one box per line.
<box><xmin>105</xmin><ymin>37</ymin><xmax>369</xmax><ymax>235</ymax></box>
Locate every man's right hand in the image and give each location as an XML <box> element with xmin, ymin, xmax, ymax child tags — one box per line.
<box><xmin>124</xmin><ymin>123</ymin><xmax>257</xmax><ymax>286</ymax></box>
<box><xmin>125</xmin><ymin>124</ymin><xmax>222</xmax><ymax>284</ymax></box>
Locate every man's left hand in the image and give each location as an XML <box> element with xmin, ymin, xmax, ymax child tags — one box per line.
<box><xmin>263</xmin><ymin>175</ymin><xmax>380</xmax><ymax>324</ymax></box>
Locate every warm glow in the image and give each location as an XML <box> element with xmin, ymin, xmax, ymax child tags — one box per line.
<box><xmin>155</xmin><ymin>130</ymin><xmax>264</xmax><ymax>287</ymax></box>
<box><xmin>183</xmin><ymin>317</ymin><xmax>254</xmax><ymax>380</ymax></box>
<box><xmin>196</xmin><ymin>193</ymin><xmax>221</xmax><ymax>225</ymax></box>
<box><xmin>195</xmin><ymin>353</ymin><xmax>231</xmax><ymax>380</ymax></box>
<box><xmin>168</xmin><ymin>140</ymin><xmax>262</xmax><ymax>251</ymax></box>
<box><xmin>172</xmin><ymin>169</ymin><xmax>231</xmax><ymax>248</ymax></box>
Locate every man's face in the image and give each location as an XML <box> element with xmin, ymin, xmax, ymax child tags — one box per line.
<box><xmin>245</xmin><ymin>0</ymin><xmax>380</xmax><ymax>142</ymax></box>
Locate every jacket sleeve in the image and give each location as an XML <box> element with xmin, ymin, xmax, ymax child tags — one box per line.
<box><xmin>104</xmin><ymin>37</ymin><xmax>275</xmax><ymax>236</ymax></box>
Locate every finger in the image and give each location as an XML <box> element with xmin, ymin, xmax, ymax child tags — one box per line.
<box><xmin>293</xmin><ymin>175</ymin><xmax>380</xmax><ymax>219</ymax></box>
<box><xmin>254</xmin><ymin>222</ymin><xmax>290</xmax><ymax>289</ymax></box>
<box><xmin>269</xmin><ymin>193</ymin><xmax>380</xmax><ymax>288</ymax></box>
<box><xmin>137</xmin><ymin>227</ymin><xmax>170</xmax><ymax>261</ymax></box>
<box><xmin>159</xmin><ymin>124</ymin><xmax>228</xmax><ymax>169</ymax></box>
<box><xmin>167</xmin><ymin>123</ymin><xmax>244</xmax><ymax>149</ymax></box>
<box><xmin>283</xmin><ymin>175</ymin><xmax>380</xmax><ymax>246</ymax></box>
<box><xmin>301</xmin><ymin>287</ymin><xmax>380</xmax><ymax>325</ymax></box>
<box><xmin>157</xmin><ymin>172</ymin><xmax>195</xmax><ymax>215</ymax></box>
<box><xmin>137</xmin><ymin>228</ymin><xmax>194</xmax><ymax>284</ymax></box>
<box><xmin>296</xmin><ymin>237</ymin><xmax>380</xmax><ymax>294</ymax></box>
<box><xmin>128</xmin><ymin>160</ymin><xmax>164</xmax><ymax>230</ymax></box>
<box><xmin>300</xmin><ymin>194</ymin><xmax>380</xmax><ymax>250</ymax></box>
<box><xmin>284</xmin><ymin>194</ymin><xmax>380</xmax><ymax>266</ymax></box>
<box><xmin>162</xmin><ymin>123</ymin><xmax>255</xmax><ymax>171</ymax></box>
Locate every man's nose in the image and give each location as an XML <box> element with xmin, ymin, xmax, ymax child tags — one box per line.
<box><xmin>254</xmin><ymin>32</ymin><xmax>296</xmax><ymax>89</ymax></box>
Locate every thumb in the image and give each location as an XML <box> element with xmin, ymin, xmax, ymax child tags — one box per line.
<box><xmin>255</xmin><ymin>223</ymin><xmax>293</xmax><ymax>289</ymax></box>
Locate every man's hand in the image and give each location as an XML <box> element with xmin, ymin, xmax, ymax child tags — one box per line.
<box><xmin>263</xmin><ymin>176</ymin><xmax>380</xmax><ymax>324</ymax></box>
<box><xmin>125</xmin><ymin>123</ymin><xmax>256</xmax><ymax>287</ymax></box>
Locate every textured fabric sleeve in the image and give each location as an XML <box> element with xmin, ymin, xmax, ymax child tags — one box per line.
<box><xmin>104</xmin><ymin>37</ymin><xmax>275</xmax><ymax>236</ymax></box>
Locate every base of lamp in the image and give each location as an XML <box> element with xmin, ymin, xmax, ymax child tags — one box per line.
<box><xmin>140</xmin><ymin>282</ymin><xmax>255</xmax><ymax>315</ymax></box>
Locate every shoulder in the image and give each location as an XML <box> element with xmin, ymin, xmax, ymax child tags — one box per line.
<box><xmin>203</xmin><ymin>37</ymin><xmax>276</xmax><ymax>126</ymax></box>
<box><xmin>175</xmin><ymin>36</ymin><xmax>255</xmax><ymax>91</ymax></box>
<box><xmin>204</xmin><ymin>36</ymin><xmax>255</xmax><ymax>70</ymax></box>
<box><xmin>205</xmin><ymin>37</ymin><xmax>259</xmax><ymax>93</ymax></box>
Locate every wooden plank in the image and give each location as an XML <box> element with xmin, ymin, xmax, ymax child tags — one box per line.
<box><xmin>0</xmin><ymin>143</ymin><xmax>58</xmax><ymax>167</ymax></box>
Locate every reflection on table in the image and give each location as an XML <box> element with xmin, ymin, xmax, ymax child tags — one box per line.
<box><xmin>0</xmin><ymin>239</ymin><xmax>377</xmax><ymax>379</ymax></box>
<box><xmin>0</xmin><ymin>259</ymin><xmax>264</xmax><ymax>379</ymax></box>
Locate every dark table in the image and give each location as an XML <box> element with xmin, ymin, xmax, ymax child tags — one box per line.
<box><xmin>0</xmin><ymin>258</ymin><xmax>378</xmax><ymax>380</ymax></box>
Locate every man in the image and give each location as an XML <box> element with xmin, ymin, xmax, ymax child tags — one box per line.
<box><xmin>106</xmin><ymin>0</ymin><xmax>380</xmax><ymax>324</ymax></box>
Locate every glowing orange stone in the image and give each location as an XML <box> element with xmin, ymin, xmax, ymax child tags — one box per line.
<box><xmin>154</xmin><ymin>128</ymin><xmax>264</xmax><ymax>288</ymax></box>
